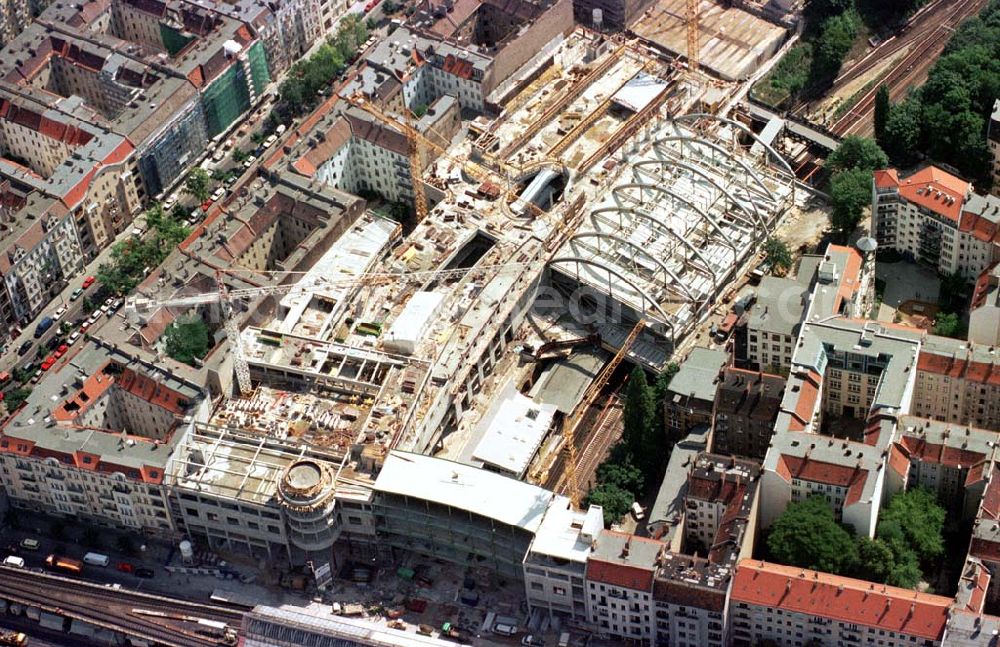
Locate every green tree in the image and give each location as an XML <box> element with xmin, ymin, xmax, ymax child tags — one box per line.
<box><xmin>585</xmin><ymin>482</ymin><xmax>634</xmax><ymax>527</ymax></box>
<box><xmin>933</xmin><ymin>312</ymin><xmax>962</xmax><ymax>338</ymax></box>
<box><xmin>873</xmin><ymin>85</ymin><xmax>890</xmax><ymax>144</ymax></box>
<box><xmin>185</xmin><ymin>168</ymin><xmax>212</xmax><ymax>203</ymax></box>
<box><xmin>596</xmin><ymin>458</ymin><xmax>644</xmax><ymax>496</ymax></box>
<box><xmin>854</xmin><ymin>536</ymin><xmax>895</xmax><ymax>582</ymax></box>
<box><xmin>763</xmin><ymin>237</ymin><xmax>793</xmax><ymax>274</ymax></box>
<box><xmin>830</xmin><ymin>167</ymin><xmax>872</xmax><ymax>239</ymax></box>
<box><xmin>877</xmin><ymin>488</ymin><xmax>945</xmax><ymax>563</ymax></box>
<box><xmin>827</xmin><ymin>136</ymin><xmax>889</xmax><ymax>173</ymax></box>
<box><xmin>5</xmin><ymin>387</ymin><xmax>32</xmax><ymax>411</ymax></box>
<box><xmin>232</xmin><ymin>148</ymin><xmax>249</xmax><ymax>164</ymax></box>
<box><xmin>886</xmin><ymin>546</ymin><xmax>922</xmax><ymax>588</ymax></box>
<box><xmin>767</xmin><ymin>495</ymin><xmax>858</xmax><ymax>574</ymax></box>
<box><xmin>623</xmin><ymin>367</ymin><xmax>657</xmax><ymax>476</ymax></box>
<box><xmin>653</xmin><ymin>363</ymin><xmax>679</xmax><ymax>405</ymax></box>
<box><xmin>809</xmin><ymin>12</ymin><xmax>860</xmax><ymax>89</ymax></box>
<box><xmin>805</xmin><ymin>0</ymin><xmax>854</xmax><ymax>22</ymax></box>
<box><xmin>163</xmin><ymin>316</ymin><xmax>211</xmax><ymax>365</ymax></box>
<box><xmin>881</xmin><ymin>96</ymin><xmax>922</xmax><ymax>166</ymax></box>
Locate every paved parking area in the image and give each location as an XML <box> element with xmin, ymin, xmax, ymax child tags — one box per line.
<box><xmin>876</xmin><ymin>260</ymin><xmax>940</xmax><ymax>308</ymax></box>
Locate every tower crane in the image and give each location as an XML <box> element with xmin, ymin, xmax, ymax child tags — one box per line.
<box><xmin>686</xmin><ymin>0</ymin><xmax>700</xmax><ymax>77</ymax></box>
<box><xmin>542</xmin><ymin>318</ymin><xmax>646</xmax><ymax>507</ymax></box>
<box><xmin>343</xmin><ymin>94</ymin><xmax>549</xmax><ymax>219</ymax></box>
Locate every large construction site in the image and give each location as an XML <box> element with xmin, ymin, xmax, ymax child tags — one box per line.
<box><xmin>172</xmin><ymin>26</ymin><xmax>800</xmax><ymax>519</ymax></box>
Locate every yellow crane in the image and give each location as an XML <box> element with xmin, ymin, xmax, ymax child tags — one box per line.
<box><xmin>554</xmin><ymin>318</ymin><xmax>646</xmax><ymax>507</ymax></box>
<box><xmin>404</xmin><ymin>108</ymin><xmax>429</xmax><ymax>223</ymax></box>
<box><xmin>686</xmin><ymin>0</ymin><xmax>700</xmax><ymax>76</ymax></box>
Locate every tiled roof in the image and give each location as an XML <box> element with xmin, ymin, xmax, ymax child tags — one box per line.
<box><xmin>731</xmin><ymin>560</ymin><xmax>950</xmax><ymax>641</ymax></box>
<box><xmin>893</xmin><ymin>165</ymin><xmax>970</xmax><ymax>223</ymax></box>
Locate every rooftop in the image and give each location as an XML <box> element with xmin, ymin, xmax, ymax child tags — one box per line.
<box><xmin>667</xmin><ymin>347</ymin><xmax>727</xmax><ymax>403</ymax></box>
<box><xmin>586</xmin><ymin>530</ymin><xmax>664</xmax><ymax>590</ymax></box>
<box><xmin>731</xmin><ymin>560</ymin><xmax>951</xmax><ymax>641</ymax></box>
<box><xmin>466</xmin><ymin>380</ymin><xmax>556</xmax><ymax>478</ymax></box>
<box><xmin>373</xmin><ymin>451</ymin><xmax>554</xmax><ymax>533</ymax></box>
<box><xmin>528</xmin><ymin>495</ymin><xmax>603</xmax><ymax>564</ymax></box>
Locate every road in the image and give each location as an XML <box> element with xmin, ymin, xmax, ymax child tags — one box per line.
<box><xmin>824</xmin><ymin>0</ymin><xmax>988</xmax><ymax>136</ymax></box>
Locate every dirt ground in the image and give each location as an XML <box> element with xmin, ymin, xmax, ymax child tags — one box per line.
<box><xmin>773</xmin><ymin>203</ymin><xmax>832</xmax><ymax>253</ymax></box>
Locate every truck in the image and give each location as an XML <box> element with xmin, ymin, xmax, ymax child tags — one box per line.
<box><xmin>0</xmin><ymin>631</ymin><xmax>26</xmax><ymax>647</ymax></box>
<box><xmin>45</xmin><ymin>554</ymin><xmax>83</xmax><ymax>574</ymax></box>
<box><xmin>34</xmin><ymin>316</ymin><xmax>54</xmax><ymax>338</ymax></box>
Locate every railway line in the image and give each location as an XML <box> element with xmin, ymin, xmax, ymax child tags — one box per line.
<box><xmin>827</xmin><ymin>0</ymin><xmax>987</xmax><ymax>136</ymax></box>
<box><xmin>0</xmin><ymin>567</ymin><xmax>244</xmax><ymax>647</ymax></box>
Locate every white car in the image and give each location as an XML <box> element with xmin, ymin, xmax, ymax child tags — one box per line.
<box><xmin>164</xmin><ymin>195</ymin><xmax>178</xmax><ymax>210</ymax></box>
<box><xmin>68</xmin><ymin>331</ymin><xmax>81</xmax><ymax>346</ymax></box>
<box><xmin>275</xmin><ymin>124</ymin><xmax>287</xmax><ymax>135</ymax></box>
<box><xmin>89</xmin><ymin>311</ymin><xmax>102</xmax><ymax>325</ymax></box>
<box><xmin>211</xmin><ymin>187</ymin><xmax>226</xmax><ymax>202</ymax></box>
<box><xmin>242</xmin><ymin>155</ymin><xmax>257</xmax><ymax>169</ymax></box>
<box><xmin>263</xmin><ymin>134</ymin><xmax>277</xmax><ymax>148</ymax></box>
<box><xmin>52</xmin><ymin>304</ymin><xmax>67</xmax><ymax>321</ymax></box>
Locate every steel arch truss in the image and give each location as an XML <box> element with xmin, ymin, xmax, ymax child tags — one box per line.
<box><xmin>589</xmin><ymin>205</ymin><xmax>720</xmax><ymax>291</ymax></box>
<box><xmin>611</xmin><ymin>181</ymin><xmax>740</xmax><ymax>259</ymax></box>
<box><xmin>548</xmin><ymin>255</ymin><xmax>676</xmax><ymax>343</ymax></box>
<box><xmin>566</xmin><ymin>231</ymin><xmax>697</xmax><ymax>302</ymax></box>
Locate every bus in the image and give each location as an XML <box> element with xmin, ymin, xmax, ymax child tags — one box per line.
<box><xmin>45</xmin><ymin>554</ymin><xmax>82</xmax><ymax>575</ymax></box>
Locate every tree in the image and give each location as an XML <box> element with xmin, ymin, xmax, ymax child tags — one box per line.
<box><xmin>585</xmin><ymin>482</ymin><xmax>633</xmax><ymax>526</ymax></box>
<box><xmin>805</xmin><ymin>0</ymin><xmax>854</xmax><ymax>22</ymax></box>
<box><xmin>163</xmin><ymin>316</ymin><xmax>211</xmax><ymax>365</ymax></box>
<box><xmin>854</xmin><ymin>536</ymin><xmax>895</xmax><ymax>582</ymax></box>
<box><xmin>933</xmin><ymin>312</ymin><xmax>962</xmax><ymax>338</ymax></box>
<box><xmin>596</xmin><ymin>458</ymin><xmax>644</xmax><ymax>496</ymax></box>
<box><xmin>185</xmin><ymin>168</ymin><xmax>212</xmax><ymax>203</ymax></box>
<box><xmin>809</xmin><ymin>12</ymin><xmax>859</xmax><ymax>89</ymax></box>
<box><xmin>877</xmin><ymin>488</ymin><xmax>945</xmax><ymax>563</ymax></box>
<box><xmin>654</xmin><ymin>363</ymin><xmax>679</xmax><ymax>405</ymax></box>
<box><xmin>886</xmin><ymin>546</ymin><xmax>922</xmax><ymax>588</ymax></box>
<box><xmin>881</xmin><ymin>96</ymin><xmax>922</xmax><ymax>166</ymax></box>
<box><xmin>873</xmin><ymin>85</ymin><xmax>890</xmax><ymax>144</ymax></box>
<box><xmin>830</xmin><ymin>167</ymin><xmax>872</xmax><ymax>239</ymax></box>
<box><xmin>622</xmin><ymin>367</ymin><xmax>658</xmax><ymax>476</ymax></box>
<box><xmin>827</xmin><ymin>136</ymin><xmax>889</xmax><ymax>174</ymax></box>
<box><xmin>767</xmin><ymin>495</ymin><xmax>858</xmax><ymax>574</ymax></box>
<box><xmin>764</xmin><ymin>237</ymin><xmax>793</xmax><ymax>274</ymax></box>
<box><xmin>5</xmin><ymin>387</ymin><xmax>31</xmax><ymax>412</ymax></box>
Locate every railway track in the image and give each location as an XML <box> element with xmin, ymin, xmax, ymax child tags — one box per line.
<box><xmin>828</xmin><ymin>0</ymin><xmax>987</xmax><ymax>136</ymax></box>
<box><xmin>0</xmin><ymin>567</ymin><xmax>243</xmax><ymax>647</ymax></box>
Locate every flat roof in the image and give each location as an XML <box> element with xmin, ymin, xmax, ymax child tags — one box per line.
<box><xmin>469</xmin><ymin>381</ymin><xmax>555</xmax><ymax>477</ymax></box>
<box><xmin>374</xmin><ymin>451</ymin><xmax>554</xmax><ymax>533</ymax></box>
<box><xmin>529</xmin><ymin>495</ymin><xmax>603</xmax><ymax>563</ymax></box>
<box><xmin>668</xmin><ymin>347</ymin><xmax>727</xmax><ymax>402</ymax></box>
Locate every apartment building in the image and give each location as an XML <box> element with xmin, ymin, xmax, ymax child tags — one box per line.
<box><xmin>873</xmin><ymin>166</ymin><xmax>1000</xmax><ymax>279</ymax></box>
<box><xmin>585</xmin><ymin>531</ymin><xmax>662</xmax><ymax>643</ymax></box>
<box><xmin>523</xmin><ymin>496</ymin><xmax>603</xmax><ymax>622</ymax></box>
<box><xmin>663</xmin><ymin>347</ymin><xmax>726</xmax><ymax>443</ymax></box>
<box><xmin>215</xmin><ymin>0</ymin><xmax>323</xmax><ymax>76</ymax></box>
<box><xmin>913</xmin><ymin>335</ymin><xmax>1000</xmax><ymax>432</ymax></box>
<box><xmin>0</xmin><ymin>339</ymin><xmax>208</xmax><ymax>535</ymax></box>
<box><xmin>712</xmin><ymin>368</ymin><xmax>785</xmax><ymax>460</ymax></box>
<box><xmin>729</xmin><ymin>560</ymin><xmax>951</xmax><ymax>647</ymax></box>
<box><xmin>744</xmin><ymin>276</ymin><xmax>807</xmax><ymax>373</ymax></box>
<box><xmin>0</xmin><ymin>0</ymin><xmax>28</xmax><ymax>48</ymax></box>
<box><xmin>989</xmin><ymin>99</ymin><xmax>1000</xmax><ymax>198</ymax></box>
<box><xmin>969</xmin><ymin>262</ymin><xmax>1000</xmax><ymax>345</ymax></box>
<box><xmin>571</xmin><ymin>0</ymin><xmax>654</xmax><ymax>29</ymax></box>
<box><xmin>684</xmin><ymin>454</ymin><xmax>759</xmax><ymax>552</ymax></box>
<box><xmin>365</xmin><ymin>26</ymin><xmax>494</xmax><ymax>113</ymax></box>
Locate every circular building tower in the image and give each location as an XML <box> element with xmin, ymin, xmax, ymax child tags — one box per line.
<box><xmin>277</xmin><ymin>460</ymin><xmax>338</xmax><ymax>552</ymax></box>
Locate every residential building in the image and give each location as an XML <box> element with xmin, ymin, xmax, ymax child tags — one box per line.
<box><xmin>0</xmin><ymin>338</ymin><xmax>208</xmax><ymax>536</ymax></box>
<box><xmin>663</xmin><ymin>347</ymin><xmax>726</xmax><ymax>443</ymax></box>
<box><xmin>744</xmin><ymin>276</ymin><xmax>807</xmax><ymax>373</ymax></box>
<box><xmin>571</xmin><ymin>0</ymin><xmax>654</xmax><ymax>30</ymax></box>
<box><xmin>729</xmin><ymin>560</ymin><xmax>951</xmax><ymax>647</ymax></box>
<box><xmin>872</xmin><ymin>166</ymin><xmax>1000</xmax><ymax>280</ymax></box>
<box><xmin>683</xmin><ymin>453</ymin><xmax>759</xmax><ymax>552</ymax></box>
<box><xmin>0</xmin><ymin>0</ymin><xmax>28</xmax><ymax>48</ymax></box>
<box><xmin>989</xmin><ymin>99</ymin><xmax>1000</xmax><ymax>197</ymax></box>
<box><xmin>585</xmin><ymin>530</ymin><xmax>662</xmax><ymax>643</ymax></box>
<box><xmin>523</xmin><ymin>496</ymin><xmax>603</xmax><ymax>622</ymax></box>
<box><xmin>969</xmin><ymin>262</ymin><xmax>1000</xmax><ymax>346</ymax></box>
<box><xmin>212</xmin><ymin>0</ymin><xmax>323</xmax><ymax>76</ymax></box>
<box><xmin>913</xmin><ymin>334</ymin><xmax>1000</xmax><ymax>432</ymax></box>
<box><xmin>712</xmin><ymin>368</ymin><xmax>785</xmax><ymax>460</ymax></box>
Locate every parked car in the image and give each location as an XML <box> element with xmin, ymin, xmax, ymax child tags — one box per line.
<box><xmin>52</xmin><ymin>304</ymin><xmax>67</xmax><ymax>321</ymax></box>
<box><xmin>116</xmin><ymin>562</ymin><xmax>135</xmax><ymax>574</ymax></box>
<box><xmin>19</xmin><ymin>539</ymin><xmax>40</xmax><ymax>551</ymax></box>
<box><xmin>70</xmin><ymin>288</ymin><xmax>84</xmax><ymax>301</ymax></box>
<box><xmin>68</xmin><ymin>331</ymin><xmax>81</xmax><ymax>346</ymax></box>
<box><xmin>17</xmin><ymin>341</ymin><xmax>32</xmax><ymax>356</ymax></box>
<box><xmin>242</xmin><ymin>155</ymin><xmax>257</xmax><ymax>169</ymax></box>
<box><xmin>210</xmin><ymin>187</ymin><xmax>226</xmax><ymax>202</ymax></box>
<box><xmin>135</xmin><ymin>567</ymin><xmax>155</xmax><ymax>579</ymax></box>
<box><xmin>522</xmin><ymin>636</ymin><xmax>545</xmax><ymax>647</ymax></box>
<box><xmin>82</xmin><ymin>276</ymin><xmax>96</xmax><ymax>289</ymax></box>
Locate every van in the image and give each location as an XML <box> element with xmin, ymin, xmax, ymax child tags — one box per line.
<box><xmin>3</xmin><ymin>556</ymin><xmax>25</xmax><ymax>568</ymax></box>
<box><xmin>83</xmin><ymin>552</ymin><xmax>110</xmax><ymax>567</ymax></box>
<box><xmin>493</xmin><ymin>623</ymin><xmax>518</xmax><ymax>636</ymax></box>
<box><xmin>631</xmin><ymin>502</ymin><xmax>645</xmax><ymax>520</ymax></box>
<box><xmin>558</xmin><ymin>632</ymin><xmax>570</xmax><ymax>647</ymax></box>
<box><xmin>34</xmin><ymin>316</ymin><xmax>54</xmax><ymax>338</ymax></box>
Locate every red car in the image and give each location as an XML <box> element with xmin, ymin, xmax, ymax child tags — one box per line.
<box><xmin>40</xmin><ymin>360</ymin><xmax>53</xmax><ymax>371</ymax></box>
<box><xmin>116</xmin><ymin>562</ymin><xmax>135</xmax><ymax>574</ymax></box>
<box><xmin>200</xmin><ymin>199</ymin><xmax>213</xmax><ymax>212</ymax></box>
<box><xmin>82</xmin><ymin>276</ymin><xmax>96</xmax><ymax>289</ymax></box>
